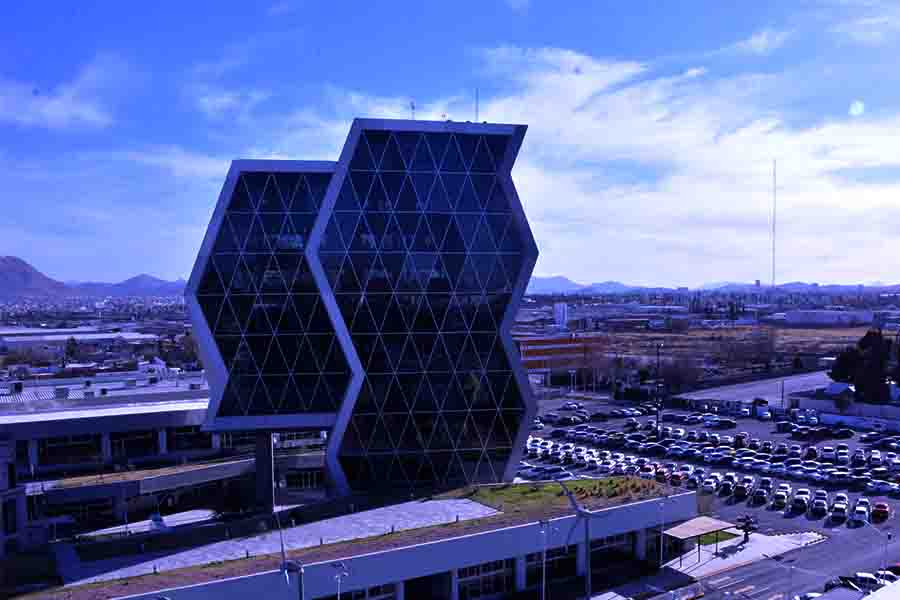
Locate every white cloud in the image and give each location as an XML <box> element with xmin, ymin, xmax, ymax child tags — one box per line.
<box><xmin>728</xmin><ymin>28</ymin><xmax>791</xmax><ymax>55</ymax></box>
<box><xmin>189</xmin><ymin>84</ymin><xmax>271</xmax><ymax>119</ymax></box>
<box><xmin>506</xmin><ymin>0</ymin><xmax>529</xmax><ymax>11</ymax></box>
<box><xmin>849</xmin><ymin>99</ymin><xmax>866</xmax><ymax>116</ymax></box>
<box><xmin>119</xmin><ymin>146</ymin><xmax>230</xmax><ymax>179</ymax></box>
<box><xmin>832</xmin><ymin>11</ymin><xmax>900</xmax><ymax>45</ymax></box>
<box><xmin>0</xmin><ymin>54</ymin><xmax>127</xmax><ymax>129</ymax></box>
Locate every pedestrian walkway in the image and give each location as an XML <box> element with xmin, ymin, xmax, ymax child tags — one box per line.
<box><xmin>592</xmin><ymin>529</ymin><xmax>824</xmax><ymax>600</ymax></box>
<box><xmin>667</xmin><ymin>529</ymin><xmax>824</xmax><ymax>578</ymax></box>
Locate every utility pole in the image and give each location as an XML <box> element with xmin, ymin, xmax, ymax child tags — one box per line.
<box><xmin>656</xmin><ymin>343</ymin><xmax>665</xmax><ymax>441</ymax></box>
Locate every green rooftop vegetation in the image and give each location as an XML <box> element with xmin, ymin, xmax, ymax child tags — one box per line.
<box><xmin>26</xmin><ymin>478</ymin><xmax>676</xmax><ymax>600</ymax></box>
<box><xmin>445</xmin><ymin>477</ymin><xmax>669</xmax><ymax>514</ymax></box>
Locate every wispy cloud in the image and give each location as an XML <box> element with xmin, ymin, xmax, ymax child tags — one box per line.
<box><xmin>118</xmin><ymin>146</ymin><xmax>230</xmax><ymax>179</ymax></box>
<box><xmin>728</xmin><ymin>28</ymin><xmax>791</xmax><ymax>55</ymax></box>
<box><xmin>849</xmin><ymin>99</ymin><xmax>866</xmax><ymax>116</ymax></box>
<box><xmin>0</xmin><ymin>54</ymin><xmax>127</xmax><ymax>130</ymax></box>
<box><xmin>505</xmin><ymin>0</ymin><xmax>529</xmax><ymax>11</ymax></box>
<box><xmin>188</xmin><ymin>84</ymin><xmax>271</xmax><ymax>120</ymax></box>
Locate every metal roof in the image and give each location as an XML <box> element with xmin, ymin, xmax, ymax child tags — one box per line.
<box><xmin>663</xmin><ymin>516</ymin><xmax>734</xmax><ymax>540</ymax></box>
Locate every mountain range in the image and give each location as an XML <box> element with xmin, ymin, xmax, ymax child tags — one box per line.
<box><xmin>0</xmin><ymin>256</ymin><xmax>185</xmax><ymax>298</ymax></box>
<box><xmin>527</xmin><ymin>275</ymin><xmax>900</xmax><ymax>296</ymax></box>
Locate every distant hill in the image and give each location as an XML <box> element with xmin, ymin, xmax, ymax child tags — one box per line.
<box><xmin>0</xmin><ymin>256</ymin><xmax>69</xmax><ymax>297</ymax></box>
<box><xmin>0</xmin><ymin>257</ymin><xmax>185</xmax><ymax>298</ymax></box>
<box><xmin>70</xmin><ymin>274</ymin><xmax>186</xmax><ymax>297</ymax></box>
<box><xmin>527</xmin><ymin>276</ymin><xmax>585</xmax><ymax>295</ymax></box>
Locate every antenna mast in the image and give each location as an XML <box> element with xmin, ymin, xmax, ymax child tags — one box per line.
<box><xmin>771</xmin><ymin>159</ymin><xmax>777</xmax><ymax>289</ymax></box>
<box><xmin>475</xmin><ymin>88</ymin><xmax>479</xmax><ymax>121</ymax></box>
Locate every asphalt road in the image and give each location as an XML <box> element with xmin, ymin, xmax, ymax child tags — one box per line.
<box><xmin>700</xmin><ymin>525</ymin><xmax>898</xmax><ymax>600</ymax></box>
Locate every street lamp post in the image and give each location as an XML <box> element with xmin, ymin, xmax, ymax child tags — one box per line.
<box><xmin>332</xmin><ymin>562</ymin><xmax>349</xmax><ymax>599</ymax></box>
<box><xmin>864</xmin><ymin>522</ymin><xmax>893</xmax><ymax>572</ymax></box>
<box><xmin>538</xmin><ymin>519</ymin><xmax>552</xmax><ymax>600</ymax></box>
<box><xmin>655</xmin><ymin>343</ymin><xmax>664</xmax><ymax>441</ymax></box>
<box><xmin>658</xmin><ymin>499</ymin><xmax>666</xmax><ymax>567</ymax></box>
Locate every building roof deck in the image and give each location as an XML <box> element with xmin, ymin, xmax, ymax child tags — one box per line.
<box><xmin>26</xmin><ymin>478</ymin><xmax>679</xmax><ymax>600</ymax></box>
<box><xmin>0</xmin><ymin>376</ymin><xmax>209</xmax><ymax>415</ymax></box>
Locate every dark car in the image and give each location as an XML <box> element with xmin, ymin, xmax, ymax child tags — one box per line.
<box><xmin>715</xmin><ymin>419</ymin><xmax>737</xmax><ymax>429</ymax></box>
<box><xmin>834</xmin><ymin>428</ymin><xmax>854</xmax><ymax>439</ymax></box>
<box><xmin>590</xmin><ymin>412</ymin><xmax>609</xmax><ymax>422</ymax></box>
<box><xmin>776</xmin><ymin>421</ymin><xmax>794</xmax><ymax>433</ymax></box>
<box><xmin>550</xmin><ymin>428</ymin><xmax>568</xmax><ymax>439</ymax></box>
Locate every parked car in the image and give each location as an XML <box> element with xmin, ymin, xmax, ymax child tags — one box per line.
<box><xmin>873</xmin><ymin>502</ymin><xmax>891</xmax><ymax>521</ymax></box>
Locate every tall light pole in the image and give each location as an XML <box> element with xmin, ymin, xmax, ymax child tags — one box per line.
<box><xmin>656</xmin><ymin>343</ymin><xmax>665</xmax><ymax>441</ymax></box>
<box><xmin>332</xmin><ymin>562</ymin><xmax>349</xmax><ymax>599</ymax></box>
<box><xmin>538</xmin><ymin>518</ymin><xmax>552</xmax><ymax>600</ymax></box>
<box><xmin>658</xmin><ymin>498</ymin><xmax>666</xmax><ymax>567</ymax></box>
<box><xmin>864</xmin><ymin>522</ymin><xmax>893</xmax><ymax>572</ymax></box>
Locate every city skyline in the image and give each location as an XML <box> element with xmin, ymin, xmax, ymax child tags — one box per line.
<box><xmin>4</xmin><ymin>2</ymin><xmax>900</xmax><ymax>286</ymax></box>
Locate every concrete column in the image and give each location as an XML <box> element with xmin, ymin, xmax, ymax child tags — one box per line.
<box><xmin>211</xmin><ymin>433</ymin><xmax>222</xmax><ymax>450</ymax></box>
<box><xmin>514</xmin><ymin>555</ymin><xmax>527</xmax><ymax>591</ymax></box>
<box><xmin>157</xmin><ymin>429</ymin><xmax>168</xmax><ymax>455</ymax></box>
<box><xmin>634</xmin><ymin>529</ymin><xmax>648</xmax><ymax>561</ymax></box>
<box><xmin>575</xmin><ymin>542</ymin><xmax>588</xmax><ymax>577</ymax></box>
<box><xmin>449</xmin><ymin>568</ymin><xmax>459</xmax><ymax>600</ymax></box>
<box><xmin>255</xmin><ymin>432</ymin><xmax>275</xmax><ymax>513</ymax></box>
<box><xmin>27</xmin><ymin>439</ymin><xmax>39</xmax><ymax>470</ymax></box>
<box><xmin>101</xmin><ymin>433</ymin><xmax>112</xmax><ymax>462</ymax></box>
<box><xmin>394</xmin><ymin>580</ymin><xmax>405</xmax><ymax>600</ymax></box>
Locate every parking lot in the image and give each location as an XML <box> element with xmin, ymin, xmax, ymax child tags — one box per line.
<box><xmin>520</xmin><ymin>396</ymin><xmax>900</xmax><ymax>538</ymax></box>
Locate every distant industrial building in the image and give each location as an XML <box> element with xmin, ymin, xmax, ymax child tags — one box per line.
<box><xmin>553</xmin><ymin>302</ymin><xmax>569</xmax><ymax>330</ymax></box>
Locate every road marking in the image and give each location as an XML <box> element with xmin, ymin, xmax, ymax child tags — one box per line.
<box><xmin>765</xmin><ymin>594</ymin><xmax>783</xmax><ymax>600</ymax></box>
<box><xmin>709</xmin><ymin>576</ymin><xmax>732</xmax><ymax>586</ymax></box>
<box><xmin>750</xmin><ymin>585</ymin><xmax>772</xmax><ymax>597</ymax></box>
<box><xmin>732</xmin><ymin>585</ymin><xmax>756</xmax><ymax>594</ymax></box>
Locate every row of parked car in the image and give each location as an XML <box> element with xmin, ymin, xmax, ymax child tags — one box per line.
<box><xmin>526</xmin><ymin>424</ymin><xmax>900</xmax><ymax>494</ymax></box>
<box><xmin>520</xmin><ymin>437</ymin><xmax>894</xmax><ymax>527</ymax></box>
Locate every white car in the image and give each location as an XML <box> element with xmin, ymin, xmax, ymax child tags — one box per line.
<box><xmin>853</xmin><ymin>506</ymin><xmax>870</xmax><ymax>523</ymax></box>
<box><xmin>702</xmin><ymin>478</ymin><xmax>719</xmax><ymax>493</ymax></box>
<box><xmin>821</xmin><ymin>447</ymin><xmax>836</xmax><ymax>462</ymax></box>
<box><xmin>759</xmin><ymin>411</ymin><xmax>772</xmax><ymax>420</ymax></box>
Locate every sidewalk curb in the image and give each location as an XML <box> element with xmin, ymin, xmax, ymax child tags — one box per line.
<box><xmin>676</xmin><ymin>532</ymin><xmax>827</xmax><ymax>580</ymax></box>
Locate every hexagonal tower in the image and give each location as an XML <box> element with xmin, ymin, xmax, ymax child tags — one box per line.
<box><xmin>186</xmin><ymin>119</ymin><xmax>538</xmax><ymax>496</ymax></box>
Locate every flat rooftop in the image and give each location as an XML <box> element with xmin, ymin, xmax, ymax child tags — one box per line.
<box><xmin>0</xmin><ymin>398</ymin><xmax>208</xmax><ymax>426</ymax></box>
<box><xmin>0</xmin><ymin>376</ymin><xmax>209</xmax><ymax>415</ymax></box>
<box><xmin>29</xmin><ymin>478</ymin><xmax>676</xmax><ymax>600</ymax></box>
<box><xmin>2</xmin><ymin>332</ymin><xmax>158</xmax><ymax>343</ymax></box>
<box><xmin>0</xmin><ymin>326</ymin><xmax>100</xmax><ymax>337</ymax></box>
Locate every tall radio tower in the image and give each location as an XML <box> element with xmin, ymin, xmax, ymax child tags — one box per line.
<box><xmin>771</xmin><ymin>159</ymin><xmax>777</xmax><ymax>290</ymax></box>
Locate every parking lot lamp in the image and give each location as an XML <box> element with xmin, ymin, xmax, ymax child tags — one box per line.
<box><xmin>655</xmin><ymin>343</ymin><xmax>664</xmax><ymax>440</ymax></box>
<box><xmin>538</xmin><ymin>518</ymin><xmax>553</xmax><ymax>600</ymax></box>
<box><xmin>863</xmin><ymin>522</ymin><xmax>893</xmax><ymax>572</ymax></box>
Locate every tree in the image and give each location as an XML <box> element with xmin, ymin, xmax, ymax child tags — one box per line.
<box><xmin>829</xmin><ymin>346</ymin><xmax>861</xmax><ymax>383</ymax></box>
<box><xmin>829</xmin><ymin>330</ymin><xmax>892</xmax><ymax>404</ymax></box>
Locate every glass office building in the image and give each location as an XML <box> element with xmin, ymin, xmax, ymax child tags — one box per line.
<box><xmin>187</xmin><ymin>119</ymin><xmax>537</xmax><ymax>493</ymax></box>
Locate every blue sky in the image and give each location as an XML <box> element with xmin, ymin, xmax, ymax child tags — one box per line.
<box><xmin>4</xmin><ymin>1</ymin><xmax>900</xmax><ymax>287</ymax></box>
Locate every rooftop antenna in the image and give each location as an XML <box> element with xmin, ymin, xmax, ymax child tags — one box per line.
<box><xmin>475</xmin><ymin>88</ymin><xmax>479</xmax><ymax>121</ymax></box>
<box><xmin>771</xmin><ymin>159</ymin><xmax>777</xmax><ymax>290</ymax></box>
<box><xmin>409</xmin><ymin>101</ymin><xmax>415</xmax><ymax>120</ymax></box>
